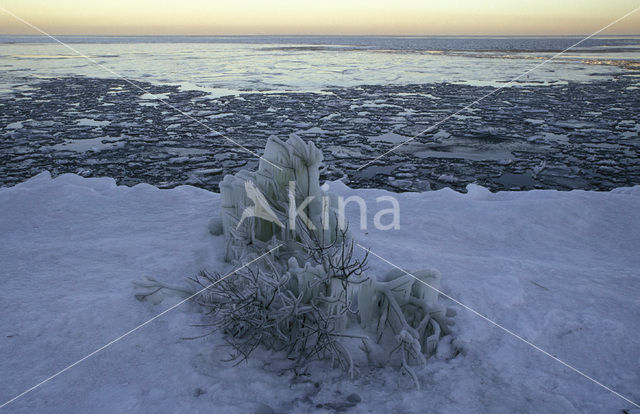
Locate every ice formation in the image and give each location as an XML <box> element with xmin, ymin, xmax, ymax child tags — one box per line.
<box><xmin>136</xmin><ymin>134</ymin><xmax>457</xmax><ymax>386</ymax></box>
<box><xmin>206</xmin><ymin>134</ymin><xmax>458</xmax><ymax>385</ymax></box>
<box><xmin>217</xmin><ymin>134</ymin><xmax>342</xmax><ymax>262</ymax></box>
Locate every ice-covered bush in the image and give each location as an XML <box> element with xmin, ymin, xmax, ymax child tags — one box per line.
<box><xmin>136</xmin><ymin>134</ymin><xmax>459</xmax><ymax>387</ymax></box>
<box><xmin>192</xmin><ymin>233</ymin><xmax>367</xmax><ymax>377</ymax></box>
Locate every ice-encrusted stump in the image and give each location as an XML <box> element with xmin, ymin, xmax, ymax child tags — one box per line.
<box><xmin>217</xmin><ymin>134</ymin><xmax>342</xmax><ymax>262</ymax></box>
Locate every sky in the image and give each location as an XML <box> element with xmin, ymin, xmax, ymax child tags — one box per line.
<box><xmin>0</xmin><ymin>0</ymin><xmax>639</xmax><ymax>36</ymax></box>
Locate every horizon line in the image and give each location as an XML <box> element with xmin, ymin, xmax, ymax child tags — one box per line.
<box><xmin>2</xmin><ymin>33</ymin><xmax>640</xmax><ymax>37</ymax></box>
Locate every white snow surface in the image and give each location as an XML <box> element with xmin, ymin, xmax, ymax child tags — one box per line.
<box><xmin>1</xmin><ymin>172</ymin><xmax>639</xmax><ymax>413</ymax></box>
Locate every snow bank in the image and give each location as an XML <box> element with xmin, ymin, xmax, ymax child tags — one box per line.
<box><xmin>1</xmin><ymin>173</ymin><xmax>639</xmax><ymax>413</ymax></box>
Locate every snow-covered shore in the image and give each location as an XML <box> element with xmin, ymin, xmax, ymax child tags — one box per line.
<box><xmin>1</xmin><ymin>172</ymin><xmax>639</xmax><ymax>413</ymax></box>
